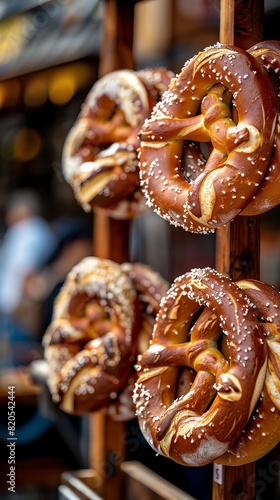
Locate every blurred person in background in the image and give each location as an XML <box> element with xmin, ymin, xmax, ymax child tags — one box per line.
<box><xmin>24</xmin><ymin>216</ymin><xmax>93</xmax><ymax>334</ymax></box>
<box><xmin>0</xmin><ymin>189</ymin><xmax>56</xmax><ymax>366</ymax></box>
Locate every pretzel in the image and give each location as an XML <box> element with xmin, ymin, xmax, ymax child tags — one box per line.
<box><xmin>217</xmin><ymin>279</ymin><xmax>280</xmax><ymax>465</ymax></box>
<box><xmin>138</xmin><ymin>43</ymin><xmax>277</xmax><ymax>233</ymax></box>
<box><xmin>241</xmin><ymin>40</ymin><xmax>280</xmax><ymax>215</ymax></box>
<box><xmin>108</xmin><ymin>262</ymin><xmax>169</xmax><ymax>421</ymax></box>
<box><xmin>133</xmin><ymin>267</ymin><xmax>267</xmax><ymax>466</ymax></box>
<box><xmin>43</xmin><ymin>257</ymin><xmax>138</xmax><ymax>414</ymax></box>
<box><xmin>62</xmin><ymin>68</ymin><xmax>173</xmax><ymax>219</ymax></box>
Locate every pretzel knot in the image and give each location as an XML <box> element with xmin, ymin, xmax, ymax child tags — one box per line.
<box><xmin>62</xmin><ymin>68</ymin><xmax>173</xmax><ymax>219</ymax></box>
<box><xmin>139</xmin><ymin>44</ymin><xmax>277</xmax><ymax>233</ymax></box>
<box><xmin>133</xmin><ymin>268</ymin><xmax>267</xmax><ymax>466</ymax></box>
<box><xmin>43</xmin><ymin>257</ymin><xmax>138</xmax><ymax>414</ymax></box>
<box><xmin>217</xmin><ymin>279</ymin><xmax>280</xmax><ymax>465</ymax></box>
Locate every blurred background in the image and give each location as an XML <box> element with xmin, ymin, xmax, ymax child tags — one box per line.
<box><xmin>0</xmin><ymin>1</ymin><xmax>280</xmax><ymax>499</ymax></box>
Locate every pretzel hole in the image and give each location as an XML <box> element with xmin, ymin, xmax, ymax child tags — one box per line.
<box><xmin>176</xmin><ymin>367</ymin><xmax>216</xmax><ymax>412</ymax></box>
<box><xmin>176</xmin><ymin>367</ymin><xmax>196</xmax><ymax>398</ymax></box>
<box><xmin>91</xmin><ymin>95</ymin><xmax>117</xmax><ymax>120</ymax></box>
<box><xmin>68</xmin><ymin>293</ymin><xmax>117</xmax><ymax>338</ymax></box>
<box><xmin>175</xmin><ymin>307</ymin><xmax>206</xmax><ymax>342</ymax></box>
<box><xmin>181</xmin><ymin>142</ymin><xmax>208</xmax><ymax>182</ymax></box>
<box><xmin>78</xmin><ymin>136</ymin><xmax>101</xmax><ymax>160</ymax></box>
<box><xmin>90</xmin><ymin>97</ymin><xmax>130</xmax><ymax>140</ymax></box>
<box><xmin>188</xmin><ymin>306</ymin><xmax>207</xmax><ymax>329</ymax></box>
<box><xmin>268</xmin><ymin>71</ymin><xmax>280</xmax><ymax>102</ymax></box>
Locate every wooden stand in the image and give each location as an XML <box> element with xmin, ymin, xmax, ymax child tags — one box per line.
<box><xmin>59</xmin><ymin>1</ymin><xmax>278</xmax><ymax>499</ymax></box>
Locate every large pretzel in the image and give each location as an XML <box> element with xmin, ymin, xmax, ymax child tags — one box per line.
<box><xmin>43</xmin><ymin>257</ymin><xmax>138</xmax><ymax>414</ymax></box>
<box><xmin>241</xmin><ymin>40</ymin><xmax>280</xmax><ymax>216</ymax></box>
<box><xmin>108</xmin><ymin>262</ymin><xmax>169</xmax><ymax>421</ymax></box>
<box><xmin>62</xmin><ymin>68</ymin><xmax>173</xmax><ymax>219</ymax></box>
<box><xmin>138</xmin><ymin>44</ymin><xmax>277</xmax><ymax>233</ymax></box>
<box><xmin>133</xmin><ymin>267</ymin><xmax>267</xmax><ymax>466</ymax></box>
<box><xmin>217</xmin><ymin>279</ymin><xmax>280</xmax><ymax>465</ymax></box>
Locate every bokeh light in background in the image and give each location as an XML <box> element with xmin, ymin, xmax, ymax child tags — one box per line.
<box><xmin>13</xmin><ymin>127</ymin><xmax>41</xmax><ymax>161</ymax></box>
<box><xmin>0</xmin><ymin>79</ymin><xmax>21</xmax><ymax>108</ymax></box>
<box><xmin>48</xmin><ymin>70</ymin><xmax>76</xmax><ymax>106</ymax></box>
<box><xmin>24</xmin><ymin>76</ymin><xmax>48</xmax><ymax>107</ymax></box>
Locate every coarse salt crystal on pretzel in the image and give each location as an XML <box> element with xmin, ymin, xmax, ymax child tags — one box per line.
<box><xmin>138</xmin><ymin>43</ymin><xmax>278</xmax><ymax>233</ymax></box>
<box><xmin>133</xmin><ymin>267</ymin><xmax>267</xmax><ymax>466</ymax></box>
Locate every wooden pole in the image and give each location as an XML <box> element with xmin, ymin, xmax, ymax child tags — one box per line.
<box><xmin>213</xmin><ymin>0</ymin><xmax>264</xmax><ymax>498</ymax></box>
<box><xmin>89</xmin><ymin>1</ymin><xmax>137</xmax><ymax>498</ymax></box>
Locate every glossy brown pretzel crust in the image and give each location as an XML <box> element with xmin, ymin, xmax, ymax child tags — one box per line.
<box><xmin>138</xmin><ymin>44</ymin><xmax>277</xmax><ymax>233</ymax></box>
<box><xmin>217</xmin><ymin>279</ymin><xmax>280</xmax><ymax>465</ymax></box>
<box><xmin>43</xmin><ymin>257</ymin><xmax>138</xmax><ymax>414</ymax></box>
<box><xmin>133</xmin><ymin>267</ymin><xmax>267</xmax><ymax>466</ymax></box>
<box><xmin>62</xmin><ymin>68</ymin><xmax>174</xmax><ymax>219</ymax></box>
<box><xmin>241</xmin><ymin>40</ymin><xmax>280</xmax><ymax>215</ymax></box>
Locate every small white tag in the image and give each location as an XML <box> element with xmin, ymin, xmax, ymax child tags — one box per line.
<box><xmin>213</xmin><ymin>463</ymin><xmax>223</xmax><ymax>485</ymax></box>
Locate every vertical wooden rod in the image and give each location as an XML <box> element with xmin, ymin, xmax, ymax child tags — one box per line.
<box><xmin>213</xmin><ymin>0</ymin><xmax>264</xmax><ymax>498</ymax></box>
<box><xmin>89</xmin><ymin>1</ymin><xmax>136</xmax><ymax>499</ymax></box>
<box><xmin>219</xmin><ymin>0</ymin><xmax>235</xmax><ymax>45</ymax></box>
